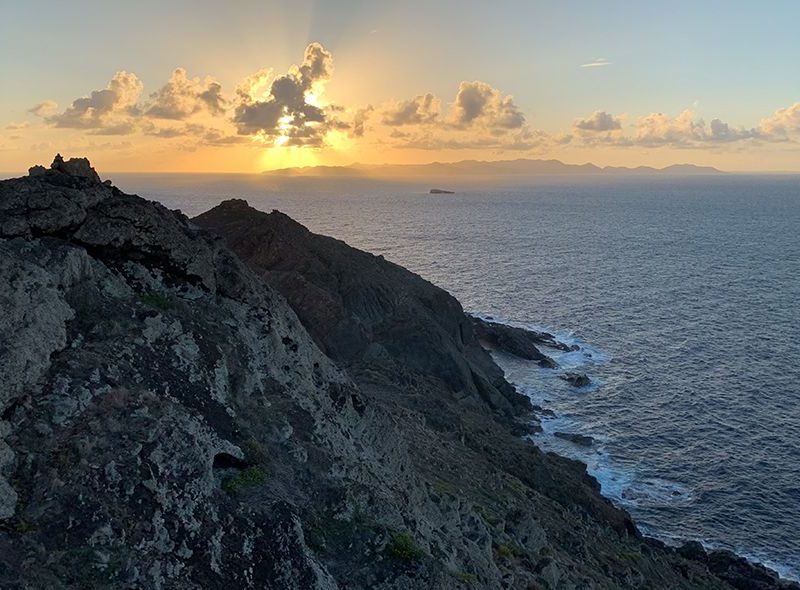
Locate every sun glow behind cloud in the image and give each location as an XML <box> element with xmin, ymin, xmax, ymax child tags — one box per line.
<box><xmin>5</xmin><ymin>36</ymin><xmax>800</xmax><ymax>173</ymax></box>
<box><xmin>259</xmin><ymin>145</ymin><xmax>320</xmax><ymax>170</ymax></box>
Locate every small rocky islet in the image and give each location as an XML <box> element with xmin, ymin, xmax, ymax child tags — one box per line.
<box><xmin>0</xmin><ymin>155</ymin><xmax>795</xmax><ymax>589</ymax></box>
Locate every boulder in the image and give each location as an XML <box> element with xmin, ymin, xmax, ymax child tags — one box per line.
<box><xmin>559</xmin><ymin>372</ymin><xmax>592</xmax><ymax>387</ymax></box>
<box><xmin>554</xmin><ymin>432</ymin><xmax>595</xmax><ymax>447</ymax></box>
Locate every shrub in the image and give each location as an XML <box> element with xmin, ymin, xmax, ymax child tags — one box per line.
<box><xmin>496</xmin><ymin>543</ymin><xmax>526</xmax><ymax>559</ymax></box>
<box><xmin>137</xmin><ymin>292</ymin><xmax>172</xmax><ymax>311</ymax></box>
<box><xmin>222</xmin><ymin>466</ymin><xmax>266</xmax><ymax>495</ymax></box>
<box><xmin>385</xmin><ymin>532</ymin><xmax>424</xmax><ymax>560</ymax></box>
<box><xmin>454</xmin><ymin>571</ymin><xmax>478</xmax><ymax>584</ymax></box>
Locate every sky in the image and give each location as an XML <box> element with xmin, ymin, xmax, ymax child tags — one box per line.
<box><xmin>1</xmin><ymin>0</ymin><xmax>800</xmax><ymax>173</ymax></box>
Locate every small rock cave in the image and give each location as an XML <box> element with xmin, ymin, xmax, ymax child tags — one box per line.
<box><xmin>212</xmin><ymin>452</ymin><xmax>248</xmax><ymax>470</ymax></box>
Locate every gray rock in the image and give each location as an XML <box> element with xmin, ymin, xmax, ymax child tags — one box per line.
<box><xmin>469</xmin><ymin>317</ymin><xmax>560</xmax><ymax>368</ymax></box>
<box><xmin>554</xmin><ymin>432</ymin><xmax>595</xmax><ymax>447</ymax></box>
<box><xmin>559</xmin><ymin>372</ymin><xmax>592</xmax><ymax>387</ymax></box>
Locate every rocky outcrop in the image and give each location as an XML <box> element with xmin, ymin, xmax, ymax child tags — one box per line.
<box><xmin>469</xmin><ymin>317</ymin><xmax>567</xmax><ymax>367</ymax></box>
<box><xmin>554</xmin><ymin>432</ymin><xmax>595</xmax><ymax>447</ymax></box>
<box><xmin>0</xmin><ymin>157</ymin><xmax>795</xmax><ymax>589</ymax></box>
<box><xmin>0</xmin><ymin>157</ymin><xmax>385</xmax><ymax>588</ymax></box>
<box><xmin>194</xmin><ymin>199</ymin><xmax>530</xmax><ymax>423</ymax></box>
<box><xmin>677</xmin><ymin>543</ymin><xmax>799</xmax><ymax>590</ymax></box>
<box><xmin>559</xmin><ymin>372</ymin><xmax>592</xmax><ymax>388</ymax></box>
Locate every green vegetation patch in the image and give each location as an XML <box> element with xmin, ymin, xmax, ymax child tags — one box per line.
<box><xmin>137</xmin><ymin>292</ymin><xmax>172</xmax><ymax>311</ymax></box>
<box><xmin>385</xmin><ymin>532</ymin><xmax>424</xmax><ymax>561</ymax></box>
<box><xmin>496</xmin><ymin>542</ymin><xmax>526</xmax><ymax>559</ymax></box>
<box><xmin>619</xmin><ymin>549</ymin><xmax>643</xmax><ymax>564</ymax></box>
<box><xmin>222</xmin><ymin>466</ymin><xmax>266</xmax><ymax>495</ymax></box>
<box><xmin>454</xmin><ymin>571</ymin><xmax>478</xmax><ymax>585</ymax></box>
<box><xmin>242</xmin><ymin>438</ymin><xmax>268</xmax><ymax>464</ymax></box>
<box><xmin>473</xmin><ymin>504</ymin><xmax>501</xmax><ymax>527</ymax></box>
<box><xmin>14</xmin><ymin>519</ymin><xmax>35</xmax><ymax>534</ymax></box>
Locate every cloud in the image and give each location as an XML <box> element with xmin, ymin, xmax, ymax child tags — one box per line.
<box><xmin>573</xmin><ymin>109</ymin><xmax>761</xmax><ymax>148</ymax></box>
<box><xmin>574</xmin><ymin>111</ymin><xmax>622</xmax><ymax>132</ymax></box>
<box><xmin>351</xmin><ymin>106</ymin><xmax>373</xmax><ymax>137</ymax></box>
<box><xmin>581</xmin><ymin>58</ymin><xmax>611</xmax><ymax>68</ymax></box>
<box><xmin>141</xmin><ymin>122</ymin><xmax>250</xmax><ymax>146</ymax></box>
<box><xmin>144</xmin><ymin>125</ymin><xmax>191</xmax><ymax>139</ymax></box>
<box><xmin>390</xmin><ymin>127</ymin><xmax>558</xmax><ymax>151</ymax></box>
<box><xmin>758</xmin><ymin>103</ymin><xmax>800</xmax><ymax>140</ymax></box>
<box><xmin>88</xmin><ymin>121</ymin><xmax>140</xmax><ymax>136</ymax></box>
<box><xmin>708</xmin><ymin>118</ymin><xmax>756</xmax><ymax>143</ymax></box>
<box><xmin>29</xmin><ymin>42</ymin><xmax>800</xmax><ymax>158</ymax></box>
<box><xmin>387</xmin><ymin>124</ymin><xmax>567</xmax><ymax>152</ymax></box>
<box><xmin>373</xmin><ymin>81</ymin><xmax>544</xmax><ymax>151</ymax></box>
<box><xmin>297</xmin><ymin>42</ymin><xmax>334</xmax><ymax>87</ymax></box>
<box><xmin>232</xmin><ymin>42</ymin><xmax>337</xmax><ymax>146</ymax></box>
<box><xmin>201</xmin><ymin>128</ymin><xmax>252</xmax><ymax>146</ymax></box>
<box><xmin>28</xmin><ymin>100</ymin><xmax>58</xmax><ymax>117</ymax></box>
<box><xmin>633</xmin><ymin>110</ymin><xmax>705</xmax><ymax>146</ymax></box>
<box><xmin>450</xmin><ymin>81</ymin><xmax>525</xmax><ymax>130</ymax></box>
<box><xmin>44</xmin><ymin>71</ymin><xmax>143</xmax><ymax>130</ymax></box>
<box><xmin>633</xmin><ymin>110</ymin><xmax>755</xmax><ymax>146</ymax></box>
<box><xmin>235</xmin><ymin>68</ymin><xmax>273</xmax><ymax>102</ymax></box>
<box><xmin>382</xmin><ymin>94</ymin><xmax>439</xmax><ymax>126</ymax></box>
<box><xmin>145</xmin><ymin>68</ymin><xmax>226</xmax><ymax>119</ymax></box>
<box><xmin>21</xmin><ymin>46</ymin><xmax>556</xmax><ymax>154</ymax></box>
<box><xmin>28</xmin><ymin>45</ymin><xmax>347</xmax><ymax>148</ymax></box>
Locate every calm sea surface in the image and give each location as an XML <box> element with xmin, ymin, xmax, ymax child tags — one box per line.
<box><xmin>113</xmin><ymin>172</ymin><xmax>800</xmax><ymax>579</ymax></box>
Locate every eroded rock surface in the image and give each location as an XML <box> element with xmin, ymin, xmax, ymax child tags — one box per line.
<box><xmin>0</xmin><ymin>159</ymin><xmax>795</xmax><ymax>589</ymax></box>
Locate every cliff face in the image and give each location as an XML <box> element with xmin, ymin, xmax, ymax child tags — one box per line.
<box><xmin>0</xmin><ymin>158</ymin><xmax>793</xmax><ymax>589</ymax></box>
<box><xmin>193</xmin><ymin>199</ymin><xmax>530</xmax><ymax>427</ymax></box>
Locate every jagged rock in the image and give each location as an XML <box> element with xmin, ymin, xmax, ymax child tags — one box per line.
<box><xmin>705</xmin><ymin>549</ymin><xmax>798</xmax><ymax>590</ymax></box>
<box><xmin>559</xmin><ymin>372</ymin><xmax>592</xmax><ymax>387</ymax></box>
<box><xmin>554</xmin><ymin>432</ymin><xmax>595</xmax><ymax>447</ymax></box>
<box><xmin>677</xmin><ymin>544</ymin><xmax>799</xmax><ymax>590</ymax></box>
<box><xmin>469</xmin><ymin>317</ymin><xmax>559</xmax><ymax>367</ymax></box>
<box><xmin>678</xmin><ymin>541</ymin><xmax>708</xmax><ymax>561</ymax></box>
<box><xmin>0</xmin><ymin>155</ymin><xmax>113</xmax><ymax>238</ymax></box>
<box><xmin>50</xmin><ymin>153</ymin><xmax>102</xmax><ymax>184</ymax></box>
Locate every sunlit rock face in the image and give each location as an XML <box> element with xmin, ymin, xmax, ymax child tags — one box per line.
<box><xmin>0</xmin><ymin>156</ymin><xmax>794</xmax><ymax>589</ymax></box>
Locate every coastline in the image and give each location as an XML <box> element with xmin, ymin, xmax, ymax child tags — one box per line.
<box><xmin>1</xmin><ymin>158</ymin><xmax>797</xmax><ymax>588</ymax></box>
<box><xmin>473</xmin><ymin>313</ymin><xmax>799</xmax><ymax>583</ymax></box>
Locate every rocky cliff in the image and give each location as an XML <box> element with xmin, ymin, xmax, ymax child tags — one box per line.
<box><xmin>0</xmin><ymin>156</ymin><xmax>794</xmax><ymax>589</ymax></box>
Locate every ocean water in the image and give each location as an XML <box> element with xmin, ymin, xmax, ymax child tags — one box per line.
<box><xmin>114</xmin><ymin>172</ymin><xmax>800</xmax><ymax>580</ymax></box>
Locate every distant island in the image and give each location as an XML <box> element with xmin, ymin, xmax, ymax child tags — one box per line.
<box><xmin>263</xmin><ymin>158</ymin><xmax>723</xmax><ymax>183</ymax></box>
<box><xmin>429</xmin><ymin>188</ymin><xmax>455</xmax><ymax>194</ymax></box>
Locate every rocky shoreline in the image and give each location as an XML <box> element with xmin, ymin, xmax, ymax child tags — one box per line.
<box><xmin>0</xmin><ymin>155</ymin><xmax>795</xmax><ymax>589</ymax></box>
<box><xmin>463</xmin><ymin>315</ymin><xmax>799</xmax><ymax>588</ymax></box>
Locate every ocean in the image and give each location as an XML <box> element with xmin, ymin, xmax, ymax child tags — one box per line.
<box><xmin>114</xmin><ymin>172</ymin><xmax>800</xmax><ymax>580</ymax></box>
